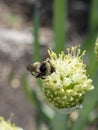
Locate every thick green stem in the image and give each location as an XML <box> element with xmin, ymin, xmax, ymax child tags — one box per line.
<box><xmin>53</xmin><ymin>0</ymin><xmax>67</xmax><ymax>53</ymax></box>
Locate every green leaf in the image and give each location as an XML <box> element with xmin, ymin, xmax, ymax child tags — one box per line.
<box><xmin>21</xmin><ymin>74</ymin><xmax>36</xmax><ymax>104</ymax></box>
<box><xmin>33</xmin><ymin>2</ymin><xmax>41</xmax><ymax>62</ymax></box>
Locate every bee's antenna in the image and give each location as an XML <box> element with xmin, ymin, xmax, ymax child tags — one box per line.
<box><xmin>48</xmin><ymin>48</ymin><xmax>52</xmax><ymax>52</ymax></box>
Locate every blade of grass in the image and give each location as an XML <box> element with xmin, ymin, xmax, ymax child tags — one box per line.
<box><xmin>33</xmin><ymin>2</ymin><xmax>41</xmax><ymax>62</ymax></box>
<box><xmin>81</xmin><ymin>0</ymin><xmax>98</xmax><ymax>76</ymax></box>
<box><xmin>21</xmin><ymin>74</ymin><xmax>39</xmax><ymax>106</ymax></box>
<box><xmin>81</xmin><ymin>33</ymin><xmax>98</xmax><ymax>76</ymax></box>
<box><xmin>81</xmin><ymin>0</ymin><xmax>98</xmax><ymax>51</ymax></box>
<box><xmin>33</xmin><ymin>2</ymin><xmax>43</xmax><ymax>88</ymax></box>
<box><xmin>89</xmin><ymin>0</ymin><xmax>98</xmax><ymax>31</ymax></box>
<box><xmin>53</xmin><ymin>0</ymin><xmax>67</xmax><ymax>53</ymax></box>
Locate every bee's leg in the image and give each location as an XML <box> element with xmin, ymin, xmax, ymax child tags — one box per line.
<box><xmin>36</xmin><ymin>73</ymin><xmax>41</xmax><ymax>78</ymax></box>
<box><xmin>51</xmin><ymin>66</ymin><xmax>55</xmax><ymax>73</ymax></box>
<box><xmin>41</xmin><ymin>76</ymin><xmax>46</xmax><ymax>79</ymax></box>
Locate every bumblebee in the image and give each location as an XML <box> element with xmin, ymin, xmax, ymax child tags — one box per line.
<box><xmin>27</xmin><ymin>61</ymin><xmax>55</xmax><ymax>79</ymax></box>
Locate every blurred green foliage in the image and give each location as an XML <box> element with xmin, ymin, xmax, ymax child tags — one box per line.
<box><xmin>22</xmin><ymin>0</ymin><xmax>98</xmax><ymax>130</ymax></box>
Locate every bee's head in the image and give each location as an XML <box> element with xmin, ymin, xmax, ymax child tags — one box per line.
<box><xmin>26</xmin><ymin>62</ymin><xmax>40</xmax><ymax>77</ymax></box>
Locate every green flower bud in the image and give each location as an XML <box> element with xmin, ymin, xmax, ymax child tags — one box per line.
<box><xmin>41</xmin><ymin>46</ymin><xmax>94</xmax><ymax>112</ymax></box>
